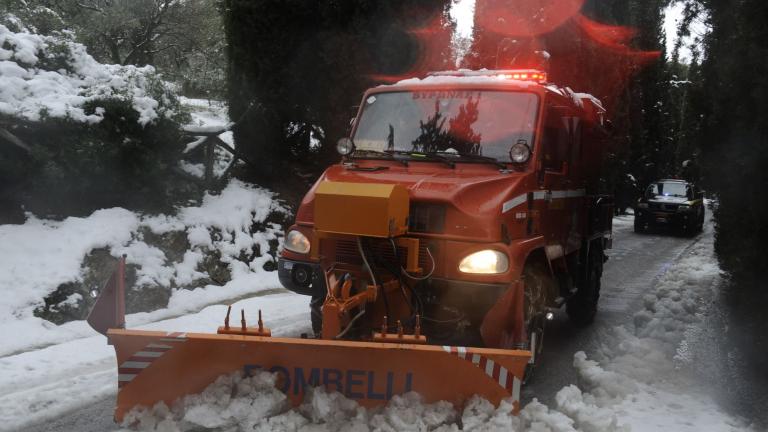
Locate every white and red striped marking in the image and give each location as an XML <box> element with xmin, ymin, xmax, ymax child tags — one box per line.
<box><xmin>118</xmin><ymin>332</ymin><xmax>186</xmax><ymax>389</ymax></box>
<box><xmin>159</xmin><ymin>331</ymin><xmax>188</xmax><ymax>343</ymax></box>
<box><xmin>442</xmin><ymin>346</ymin><xmax>522</xmax><ymax>404</ymax></box>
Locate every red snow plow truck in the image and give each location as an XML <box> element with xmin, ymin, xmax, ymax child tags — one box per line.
<box><xmin>90</xmin><ymin>69</ymin><xmax>613</xmax><ymax>422</ymax></box>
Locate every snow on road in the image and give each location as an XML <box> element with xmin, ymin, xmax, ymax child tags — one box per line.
<box><xmin>568</xmin><ymin>229</ymin><xmax>748</xmax><ymax>432</ymax></box>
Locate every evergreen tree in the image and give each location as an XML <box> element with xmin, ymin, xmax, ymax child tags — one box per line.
<box><xmin>222</xmin><ymin>0</ymin><xmax>454</xmax><ymax>177</ymax></box>
<box><xmin>626</xmin><ymin>0</ymin><xmax>675</xmax><ymax>187</ymax></box>
<box><xmin>696</xmin><ymin>0</ymin><xmax>768</xmax><ymax>280</ymax></box>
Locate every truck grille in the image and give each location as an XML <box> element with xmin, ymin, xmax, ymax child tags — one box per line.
<box><xmin>334</xmin><ymin>239</ymin><xmax>431</xmax><ymax>270</ymax></box>
<box><xmin>409</xmin><ymin>203</ymin><xmax>445</xmax><ymax>234</ymax></box>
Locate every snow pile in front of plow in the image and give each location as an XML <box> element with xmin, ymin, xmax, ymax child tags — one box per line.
<box><xmin>120</xmin><ymin>371</ymin><xmax>580</xmax><ymax>432</ymax></box>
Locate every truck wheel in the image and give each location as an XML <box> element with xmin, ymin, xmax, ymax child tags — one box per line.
<box><xmin>567</xmin><ymin>245</ymin><xmax>602</xmax><ymax>326</ymax></box>
<box><xmin>521</xmin><ymin>263</ymin><xmax>549</xmax><ymax>384</ymax></box>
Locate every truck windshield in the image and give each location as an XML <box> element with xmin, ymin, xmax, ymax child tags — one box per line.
<box><xmin>352</xmin><ymin>90</ymin><xmax>538</xmax><ymax>163</ymax></box>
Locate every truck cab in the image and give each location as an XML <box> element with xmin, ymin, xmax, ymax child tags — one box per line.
<box><xmin>277</xmin><ymin>70</ymin><xmax>613</xmax><ymax>372</ymax></box>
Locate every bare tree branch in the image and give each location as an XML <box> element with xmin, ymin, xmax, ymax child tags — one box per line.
<box><xmin>75</xmin><ymin>1</ymin><xmax>104</xmax><ymax>14</ymax></box>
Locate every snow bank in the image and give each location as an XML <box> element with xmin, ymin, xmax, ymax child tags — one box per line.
<box><xmin>125</xmin><ymin>179</ymin><xmax>285</xmax><ymax>288</ymax></box>
<box><xmin>558</xmin><ymin>231</ymin><xmax>751</xmax><ymax>432</ymax></box>
<box><xmin>0</xmin><ymin>209</ymin><xmax>139</xmax><ymax>324</ymax></box>
<box><xmin>0</xmin><ymin>24</ymin><xmax>174</xmax><ymax>125</ymax></box>
<box><xmin>0</xmin><ymin>179</ymin><xmax>287</xmax><ymax>357</ymax></box>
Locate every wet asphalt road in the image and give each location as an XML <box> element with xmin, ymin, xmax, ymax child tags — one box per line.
<box><xmin>22</xmin><ymin>214</ymin><xmax>760</xmax><ymax>431</ymax></box>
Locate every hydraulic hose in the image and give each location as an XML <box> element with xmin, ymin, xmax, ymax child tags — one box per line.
<box><xmin>357</xmin><ymin>237</ymin><xmax>390</xmax><ymax>322</ymax></box>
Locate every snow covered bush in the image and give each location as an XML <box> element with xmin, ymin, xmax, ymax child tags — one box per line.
<box><xmin>0</xmin><ymin>179</ymin><xmax>290</xmax><ymax>329</ymax></box>
<box><xmin>0</xmin><ymin>18</ymin><xmax>190</xmax><ymax>217</ymax></box>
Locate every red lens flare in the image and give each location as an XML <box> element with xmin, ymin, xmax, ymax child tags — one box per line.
<box><xmin>574</xmin><ymin>14</ymin><xmax>661</xmax><ymax>63</ymax></box>
<box><xmin>476</xmin><ymin>0</ymin><xmax>585</xmax><ymax>37</ymax></box>
<box><xmin>369</xmin><ymin>14</ymin><xmax>452</xmax><ymax>84</ymax></box>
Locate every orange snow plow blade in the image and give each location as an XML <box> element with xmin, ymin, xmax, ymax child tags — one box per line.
<box><xmin>108</xmin><ymin>328</ymin><xmax>531</xmax><ymax>422</ymax></box>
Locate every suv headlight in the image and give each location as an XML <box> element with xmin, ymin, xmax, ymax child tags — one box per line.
<box><xmin>677</xmin><ymin>205</ymin><xmax>691</xmax><ymax>212</ymax></box>
<box><xmin>284</xmin><ymin>230</ymin><xmax>310</xmax><ymax>254</ymax></box>
<box><xmin>459</xmin><ymin>250</ymin><xmax>509</xmax><ymax>274</ymax></box>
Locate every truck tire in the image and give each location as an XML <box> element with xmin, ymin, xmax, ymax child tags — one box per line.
<box><xmin>521</xmin><ymin>263</ymin><xmax>549</xmax><ymax>383</ymax></box>
<box><xmin>567</xmin><ymin>244</ymin><xmax>602</xmax><ymax>326</ymax></box>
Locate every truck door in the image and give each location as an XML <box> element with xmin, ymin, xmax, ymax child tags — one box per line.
<box><xmin>539</xmin><ymin>101</ymin><xmax>573</xmax><ymax>255</ymax></box>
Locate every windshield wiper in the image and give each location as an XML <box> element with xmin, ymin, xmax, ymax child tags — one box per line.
<box><xmin>434</xmin><ymin>152</ymin><xmax>508</xmax><ymax>169</ymax></box>
<box><xmin>390</xmin><ymin>150</ymin><xmax>455</xmax><ymax>168</ymax></box>
<box><xmin>352</xmin><ymin>149</ymin><xmax>409</xmax><ymax>166</ymax></box>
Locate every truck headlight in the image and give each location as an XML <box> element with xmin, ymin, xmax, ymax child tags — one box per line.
<box><xmin>284</xmin><ymin>230</ymin><xmax>310</xmax><ymax>254</ymax></box>
<box><xmin>677</xmin><ymin>205</ymin><xmax>691</xmax><ymax>212</ymax></box>
<box><xmin>459</xmin><ymin>250</ymin><xmax>509</xmax><ymax>274</ymax></box>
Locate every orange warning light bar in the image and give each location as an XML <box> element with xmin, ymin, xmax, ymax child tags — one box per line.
<box><xmin>496</xmin><ymin>70</ymin><xmax>548</xmax><ymax>83</ymax></box>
